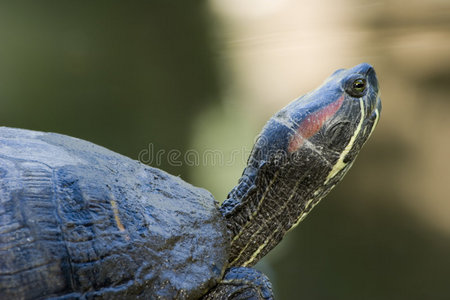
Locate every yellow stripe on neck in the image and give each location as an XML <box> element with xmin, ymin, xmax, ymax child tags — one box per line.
<box><xmin>325</xmin><ymin>98</ymin><xmax>365</xmax><ymax>184</ymax></box>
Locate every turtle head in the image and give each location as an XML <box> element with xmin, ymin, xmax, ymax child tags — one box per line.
<box><xmin>223</xmin><ymin>63</ymin><xmax>381</xmax><ymax>267</ymax></box>
<box><xmin>251</xmin><ymin>62</ymin><xmax>381</xmax><ymax>191</ymax></box>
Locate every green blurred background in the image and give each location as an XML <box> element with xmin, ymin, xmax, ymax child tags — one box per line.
<box><xmin>1</xmin><ymin>1</ymin><xmax>449</xmax><ymax>299</ymax></box>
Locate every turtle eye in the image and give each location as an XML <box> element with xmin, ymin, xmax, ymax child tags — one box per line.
<box><xmin>353</xmin><ymin>79</ymin><xmax>366</xmax><ymax>91</ymax></box>
<box><xmin>346</xmin><ymin>78</ymin><xmax>367</xmax><ymax>97</ymax></box>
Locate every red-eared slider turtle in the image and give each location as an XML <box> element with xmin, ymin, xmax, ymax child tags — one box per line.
<box><xmin>0</xmin><ymin>63</ymin><xmax>381</xmax><ymax>299</ymax></box>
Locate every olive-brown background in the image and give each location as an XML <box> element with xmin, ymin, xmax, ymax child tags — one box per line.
<box><xmin>1</xmin><ymin>1</ymin><xmax>449</xmax><ymax>299</ymax></box>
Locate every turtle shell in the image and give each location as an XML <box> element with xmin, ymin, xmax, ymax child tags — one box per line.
<box><xmin>0</xmin><ymin>127</ymin><xmax>229</xmax><ymax>299</ymax></box>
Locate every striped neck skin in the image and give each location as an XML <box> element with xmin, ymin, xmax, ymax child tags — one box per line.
<box><xmin>220</xmin><ymin>143</ymin><xmax>352</xmax><ymax>268</ymax></box>
<box><xmin>220</xmin><ymin>63</ymin><xmax>381</xmax><ymax>268</ymax></box>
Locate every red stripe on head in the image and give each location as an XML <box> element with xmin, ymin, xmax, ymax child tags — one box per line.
<box><xmin>288</xmin><ymin>94</ymin><xmax>344</xmax><ymax>153</ymax></box>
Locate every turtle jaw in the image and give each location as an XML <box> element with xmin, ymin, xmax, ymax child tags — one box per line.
<box><xmin>367</xmin><ymin>95</ymin><xmax>382</xmax><ymax>139</ymax></box>
<box><xmin>373</xmin><ymin>95</ymin><xmax>382</xmax><ymax>123</ymax></box>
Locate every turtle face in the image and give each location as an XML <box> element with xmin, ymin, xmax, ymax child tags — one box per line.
<box><xmin>250</xmin><ymin>63</ymin><xmax>381</xmax><ymax>200</ymax></box>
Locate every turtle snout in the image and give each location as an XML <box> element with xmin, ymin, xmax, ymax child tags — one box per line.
<box><xmin>363</xmin><ymin>65</ymin><xmax>380</xmax><ymax>116</ymax></box>
<box><xmin>366</xmin><ymin>66</ymin><xmax>379</xmax><ymax>95</ymax></box>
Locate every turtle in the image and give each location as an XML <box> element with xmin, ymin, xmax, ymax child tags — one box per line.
<box><xmin>0</xmin><ymin>63</ymin><xmax>381</xmax><ymax>299</ymax></box>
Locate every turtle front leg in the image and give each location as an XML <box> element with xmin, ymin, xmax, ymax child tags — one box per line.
<box><xmin>203</xmin><ymin>267</ymin><xmax>274</xmax><ymax>300</ymax></box>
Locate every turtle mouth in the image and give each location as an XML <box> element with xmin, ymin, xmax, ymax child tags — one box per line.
<box><xmin>366</xmin><ymin>95</ymin><xmax>381</xmax><ymax>138</ymax></box>
<box><xmin>370</xmin><ymin>95</ymin><xmax>382</xmax><ymax>122</ymax></box>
